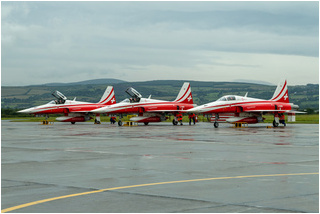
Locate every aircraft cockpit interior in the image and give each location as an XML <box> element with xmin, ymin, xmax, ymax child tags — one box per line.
<box><xmin>125</xmin><ymin>87</ymin><xmax>142</xmax><ymax>103</ymax></box>
<box><xmin>217</xmin><ymin>95</ymin><xmax>237</xmax><ymax>102</ymax></box>
<box><xmin>52</xmin><ymin>91</ymin><xmax>67</xmax><ymax>104</ymax></box>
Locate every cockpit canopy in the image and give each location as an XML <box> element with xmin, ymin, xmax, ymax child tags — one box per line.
<box><xmin>52</xmin><ymin>91</ymin><xmax>67</xmax><ymax>100</ymax></box>
<box><xmin>125</xmin><ymin>87</ymin><xmax>142</xmax><ymax>103</ymax></box>
<box><xmin>51</xmin><ymin>91</ymin><xmax>67</xmax><ymax>104</ymax></box>
<box><xmin>217</xmin><ymin>95</ymin><xmax>237</xmax><ymax>102</ymax></box>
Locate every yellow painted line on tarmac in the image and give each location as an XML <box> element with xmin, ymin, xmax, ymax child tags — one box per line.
<box><xmin>2</xmin><ymin>172</ymin><xmax>318</xmax><ymax>213</ymax></box>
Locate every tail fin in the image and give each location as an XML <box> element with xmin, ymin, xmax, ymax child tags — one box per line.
<box><xmin>98</xmin><ymin>86</ymin><xmax>116</xmax><ymax>105</ymax></box>
<box><xmin>270</xmin><ymin>80</ymin><xmax>289</xmax><ymax>103</ymax></box>
<box><xmin>174</xmin><ymin>82</ymin><xmax>193</xmax><ymax>104</ymax></box>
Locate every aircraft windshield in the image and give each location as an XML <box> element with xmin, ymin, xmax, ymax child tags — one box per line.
<box><xmin>48</xmin><ymin>100</ymin><xmax>56</xmax><ymax>104</ymax></box>
<box><xmin>217</xmin><ymin>97</ymin><xmax>227</xmax><ymax>101</ymax></box>
<box><xmin>120</xmin><ymin>98</ymin><xmax>130</xmax><ymax>103</ymax></box>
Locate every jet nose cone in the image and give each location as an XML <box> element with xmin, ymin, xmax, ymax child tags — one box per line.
<box><xmin>187</xmin><ymin>107</ymin><xmax>201</xmax><ymax>113</ymax></box>
<box><xmin>18</xmin><ymin>107</ymin><xmax>37</xmax><ymax>114</ymax></box>
<box><xmin>92</xmin><ymin>107</ymin><xmax>105</xmax><ymax>113</ymax></box>
<box><xmin>18</xmin><ymin>108</ymin><xmax>34</xmax><ymax>113</ymax></box>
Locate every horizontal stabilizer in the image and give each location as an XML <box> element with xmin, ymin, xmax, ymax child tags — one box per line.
<box><xmin>287</xmin><ymin>110</ymin><xmax>306</xmax><ymax>114</ymax></box>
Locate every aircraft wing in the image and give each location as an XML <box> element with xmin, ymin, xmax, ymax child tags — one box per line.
<box><xmin>237</xmin><ymin>108</ymin><xmax>306</xmax><ymax>114</ymax></box>
<box><xmin>142</xmin><ymin>109</ymin><xmax>190</xmax><ymax>113</ymax></box>
<box><xmin>287</xmin><ymin>110</ymin><xmax>306</xmax><ymax>114</ymax></box>
<box><xmin>235</xmin><ymin>103</ymin><xmax>305</xmax><ymax>114</ymax></box>
<box><xmin>241</xmin><ymin>109</ymin><xmax>305</xmax><ymax>113</ymax></box>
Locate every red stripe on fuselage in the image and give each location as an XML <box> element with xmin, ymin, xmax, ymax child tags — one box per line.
<box><xmin>200</xmin><ymin>100</ymin><xmax>292</xmax><ymax>113</ymax></box>
<box><xmin>104</xmin><ymin>101</ymin><xmax>195</xmax><ymax>114</ymax></box>
<box><xmin>30</xmin><ymin>103</ymin><xmax>107</xmax><ymax>114</ymax></box>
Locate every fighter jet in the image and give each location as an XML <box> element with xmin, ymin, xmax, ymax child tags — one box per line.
<box><xmin>18</xmin><ymin>86</ymin><xmax>116</xmax><ymax>124</ymax></box>
<box><xmin>187</xmin><ymin>80</ymin><xmax>303</xmax><ymax>128</ymax></box>
<box><xmin>92</xmin><ymin>82</ymin><xmax>196</xmax><ymax>126</ymax></box>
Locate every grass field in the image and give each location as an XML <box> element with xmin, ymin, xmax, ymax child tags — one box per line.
<box><xmin>263</xmin><ymin>114</ymin><xmax>319</xmax><ymax>124</ymax></box>
<box><xmin>2</xmin><ymin>114</ymin><xmax>319</xmax><ymax>124</ymax></box>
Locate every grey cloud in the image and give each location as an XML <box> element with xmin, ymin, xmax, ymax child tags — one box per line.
<box><xmin>2</xmin><ymin>1</ymin><xmax>319</xmax><ymax>86</ymax></box>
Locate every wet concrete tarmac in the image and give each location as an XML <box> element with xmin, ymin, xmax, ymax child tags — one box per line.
<box><xmin>1</xmin><ymin>120</ymin><xmax>319</xmax><ymax>213</ymax></box>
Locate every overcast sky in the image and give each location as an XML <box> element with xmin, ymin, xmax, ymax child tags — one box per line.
<box><xmin>2</xmin><ymin>1</ymin><xmax>319</xmax><ymax>86</ymax></box>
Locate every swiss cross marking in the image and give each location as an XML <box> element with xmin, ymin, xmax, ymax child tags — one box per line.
<box><xmin>284</xmin><ymin>94</ymin><xmax>288</xmax><ymax>100</ymax></box>
<box><xmin>111</xmin><ymin>98</ymin><xmax>115</xmax><ymax>103</ymax></box>
<box><xmin>187</xmin><ymin>96</ymin><xmax>192</xmax><ymax>102</ymax></box>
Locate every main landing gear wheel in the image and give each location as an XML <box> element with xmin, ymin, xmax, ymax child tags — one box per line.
<box><xmin>273</xmin><ymin>120</ymin><xmax>279</xmax><ymax>127</ymax></box>
<box><xmin>172</xmin><ymin>119</ymin><xmax>178</xmax><ymax>125</ymax></box>
<box><xmin>118</xmin><ymin>121</ymin><xmax>123</xmax><ymax>126</ymax></box>
<box><xmin>71</xmin><ymin>122</ymin><xmax>75</xmax><ymax>125</ymax></box>
<box><xmin>144</xmin><ymin>122</ymin><xmax>149</xmax><ymax>125</ymax></box>
<box><xmin>214</xmin><ymin>121</ymin><xmax>219</xmax><ymax>128</ymax></box>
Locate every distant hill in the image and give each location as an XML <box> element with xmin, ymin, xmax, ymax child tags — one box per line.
<box><xmin>41</xmin><ymin>78</ymin><xmax>126</xmax><ymax>86</ymax></box>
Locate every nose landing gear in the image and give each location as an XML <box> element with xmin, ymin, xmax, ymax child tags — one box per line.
<box><xmin>214</xmin><ymin>121</ymin><xmax>219</xmax><ymax>128</ymax></box>
<box><xmin>213</xmin><ymin>114</ymin><xmax>219</xmax><ymax>128</ymax></box>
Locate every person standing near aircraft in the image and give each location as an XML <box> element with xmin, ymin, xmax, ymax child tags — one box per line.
<box><xmin>110</xmin><ymin>116</ymin><xmax>117</xmax><ymax>124</ymax></box>
<box><xmin>177</xmin><ymin>112</ymin><xmax>183</xmax><ymax>125</ymax></box>
<box><xmin>279</xmin><ymin>113</ymin><xmax>286</xmax><ymax>126</ymax></box>
<box><xmin>188</xmin><ymin>113</ymin><xmax>196</xmax><ymax>125</ymax></box>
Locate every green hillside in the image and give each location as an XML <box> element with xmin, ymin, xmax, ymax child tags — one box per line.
<box><xmin>2</xmin><ymin>80</ymin><xmax>318</xmax><ymax>112</ymax></box>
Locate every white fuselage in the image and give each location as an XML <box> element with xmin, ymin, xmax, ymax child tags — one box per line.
<box><xmin>189</xmin><ymin>95</ymin><xmax>264</xmax><ymax>113</ymax></box>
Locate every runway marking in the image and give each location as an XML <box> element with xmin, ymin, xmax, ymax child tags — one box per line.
<box><xmin>2</xmin><ymin>172</ymin><xmax>318</xmax><ymax>213</ymax></box>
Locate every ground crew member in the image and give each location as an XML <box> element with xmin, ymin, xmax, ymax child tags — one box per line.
<box><xmin>176</xmin><ymin>113</ymin><xmax>183</xmax><ymax>125</ymax></box>
<box><xmin>279</xmin><ymin>113</ymin><xmax>286</xmax><ymax>126</ymax></box>
<box><xmin>110</xmin><ymin>116</ymin><xmax>116</xmax><ymax>124</ymax></box>
<box><xmin>192</xmin><ymin>113</ymin><xmax>196</xmax><ymax>124</ymax></box>
<box><xmin>188</xmin><ymin>113</ymin><xmax>196</xmax><ymax>125</ymax></box>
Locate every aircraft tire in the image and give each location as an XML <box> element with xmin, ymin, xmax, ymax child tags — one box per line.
<box><xmin>273</xmin><ymin>120</ymin><xmax>279</xmax><ymax>127</ymax></box>
<box><xmin>71</xmin><ymin>122</ymin><xmax>76</xmax><ymax>125</ymax></box>
<box><xmin>144</xmin><ymin>122</ymin><xmax>149</xmax><ymax>125</ymax></box>
<box><xmin>118</xmin><ymin>121</ymin><xmax>123</xmax><ymax>126</ymax></box>
<box><xmin>214</xmin><ymin>121</ymin><xmax>219</xmax><ymax>128</ymax></box>
<box><xmin>172</xmin><ymin>119</ymin><xmax>178</xmax><ymax>125</ymax></box>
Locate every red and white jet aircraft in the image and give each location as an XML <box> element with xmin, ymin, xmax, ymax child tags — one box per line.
<box><xmin>18</xmin><ymin>86</ymin><xmax>116</xmax><ymax>124</ymax></box>
<box><xmin>187</xmin><ymin>80</ymin><xmax>301</xmax><ymax>128</ymax></box>
<box><xmin>92</xmin><ymin>82</ymin><xmax>195</xmax><ymax>126</ymax></box>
